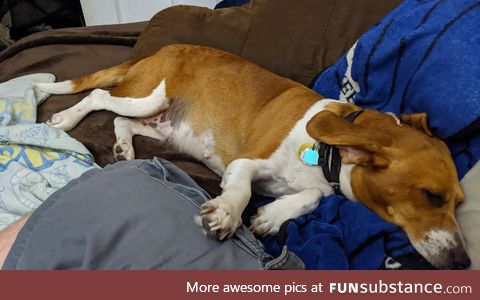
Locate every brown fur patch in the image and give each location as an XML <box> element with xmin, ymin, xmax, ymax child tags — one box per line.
<box><xmin>71</xmin><ymin>58</ymin><xmax>142</xmax><ymax>94</ymax></box>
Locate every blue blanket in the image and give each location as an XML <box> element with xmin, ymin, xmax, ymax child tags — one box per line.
<box><xmin>312</xmin><ymin>0</ymin><xmax>480</xmax><ymax>179</ymax></box>
<box><xmin>215</xmin><ymin>0</ymin><xmax>249</xmax><ymax>9</ymax></box>
<box><xmin>250</xmin><ymin>195</ymin><xmax>431</xmax><ymax>270</ymax></box>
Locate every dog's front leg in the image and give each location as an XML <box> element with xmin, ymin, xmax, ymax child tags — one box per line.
<box><xmin>199</xmin><ymin>159</ymin><xmax>261</xmax><ymax>240</ymax></box>
<box><xmin>250</xmin><ymin>189</ymin><xmax>323</xmax><ymax>236</ymax></box>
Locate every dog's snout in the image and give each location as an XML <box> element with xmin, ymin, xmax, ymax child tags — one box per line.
<box><xmin>413</xmin><ymin>230</ymin><xmax>471</xmax><ymax>269</ymax></box>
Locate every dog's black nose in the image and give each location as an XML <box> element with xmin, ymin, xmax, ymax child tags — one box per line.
<box><xmin>453</xmin><ymin>254</ymin><xmax>471</xmax><ymax>270</ymax></box>
<box><xmin>450</xmin><ymin>247</ymin><xmax>471</xmax><ymax>269</ymax></box>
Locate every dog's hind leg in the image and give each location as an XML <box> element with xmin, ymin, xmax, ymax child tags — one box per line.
<box><xmin>47</xmin><ymin>80</ymin><xmax>169</xmax><ymax>131</ymax></box>
<box><xmin>113</xmin><ymin>116</ymin><xmax>172</xmax><ymax>161</ymax></box>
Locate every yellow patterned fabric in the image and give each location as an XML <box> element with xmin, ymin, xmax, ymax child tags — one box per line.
<box><xmin>0</xmin><ymin>74</ymin><xmax>96</xmax><ymax>229</ymax></box>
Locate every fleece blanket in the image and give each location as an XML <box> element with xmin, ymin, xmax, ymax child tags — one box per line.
<box><xmin>312</xmin><ymin>0</ymin><xmax>480</xmax><ymax>179</ymax></box>
<box><xmin>250</xmin><ymin>195</ymin><xmax>431</xmax><ymax>270</ymax></box>
<box><xmin>0</xmin><ymin>74</ymin><xmax>96</xmax><ymax>229</ymax></box>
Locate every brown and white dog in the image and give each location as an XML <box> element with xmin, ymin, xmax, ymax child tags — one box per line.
<box><xmin>37</xmin><ymin>44</ymin><xmax>470</xmax><ymax>269</ymax></box>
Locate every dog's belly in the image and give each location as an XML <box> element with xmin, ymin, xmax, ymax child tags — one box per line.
<box><xmin>161</xmin><ymin>120</ymin><xmax>226</xmax><ymax>175</ymax></box>
<box><xmin>252</xmin><ymin>179</ymin><xmax>298</xmax><ymax>198</ymax></box>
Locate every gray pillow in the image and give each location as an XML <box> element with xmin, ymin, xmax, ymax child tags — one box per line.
<box><xmin>458</xmin><ymin>161</ymin><xmax>480</xmax><ymax>269</ymax></box>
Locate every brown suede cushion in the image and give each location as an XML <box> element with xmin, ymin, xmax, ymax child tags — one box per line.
<box><xmin>134</xmin><ymin>0</ymin><xmax>402</xmax><ymax>86</ymax></box>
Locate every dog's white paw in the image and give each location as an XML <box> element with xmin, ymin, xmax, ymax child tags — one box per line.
<box><xmin>250</xmin><ymin>200</ymin><xmax>291</xmax><ymax>237</ymax></box>
<box><xmin>113</xmin><ymin>139</ymin><xmax>135</xmax><ymax>161</ymax></box>
<box><xmin>46</xmin><ymin>110</ymin><xmax>81</xmax><ymax>131</ymax></box>
<box><xmin>199</xmin><ymin>198</ymin><xmax>242</xmax><ymax>240</ymax></box>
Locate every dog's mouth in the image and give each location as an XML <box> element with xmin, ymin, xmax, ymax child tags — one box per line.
<box><xmin>412</xmin><ymin>230</ymin><xmax>471</xmax><ymax>269</ymax></box>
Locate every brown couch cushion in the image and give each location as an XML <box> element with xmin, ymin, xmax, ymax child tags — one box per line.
<box><xmin>134</xmin><ymin>0</ymin><xmax>402</xmax><ymax>86</ymax></box>
<box><xmin>133</xmin><ymin>3</ymin><xmax>257</xmax><ymax>60</ymax></box>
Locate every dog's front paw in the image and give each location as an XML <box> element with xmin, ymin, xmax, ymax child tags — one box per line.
<box><xmin>113</xmin><ymin>139</ymin><xmax>135</xmax><ymax>161</ymax></box>
<box><xmin>250</xmin><ymin>200</ymin><xmax>291</xmax><ymax>237</ymax></box>
<box><xmin>199</xmin><ymin>198</ymin><xmax>241</xmax><ymax>240</ymax></box>
<box><xmin>46</xmin><ymin>110</ymin><xmax>80</xmax><ymax>131</ymax></box>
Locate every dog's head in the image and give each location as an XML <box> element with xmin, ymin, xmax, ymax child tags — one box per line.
<box><xmin>307</xmin><ymin>107</ymin><xmax>470</xmax><ymax>269</ymax></box>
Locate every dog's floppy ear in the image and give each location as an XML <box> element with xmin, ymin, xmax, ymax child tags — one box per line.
<box><xmin>306</xmin><ymin>111</ymin><xmax>392</xmax><ymax>168</ymax></box>
<box><xmin>399</xmin><ymin>112</ymin><xmax>433</xmax><ymax>136</ymax></box>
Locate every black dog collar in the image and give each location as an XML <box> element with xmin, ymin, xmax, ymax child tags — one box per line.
<box><xmin>318</xmin><ymin>110</ymin><xmax>364</xmax><ymax>194</ymax></box>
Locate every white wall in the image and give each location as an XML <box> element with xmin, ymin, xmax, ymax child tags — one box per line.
<box><xmin>80</xmin><ymin>0</ymin><xmax>221</xmax><ymax>26</ymax></box>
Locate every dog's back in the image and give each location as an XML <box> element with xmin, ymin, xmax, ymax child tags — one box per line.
<box><xmin>39</xmin><ymin>44</ymin><xmax>321</xmax><ymax>168</ymax></box>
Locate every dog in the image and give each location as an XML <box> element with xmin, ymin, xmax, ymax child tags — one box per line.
<box><xmin>36</xmin><ymin>44</ymin><xmax>470</xmax><ymax>269</ymax></box>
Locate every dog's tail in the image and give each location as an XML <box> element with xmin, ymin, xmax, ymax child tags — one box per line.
<box><xmin>36</xmin><ymin>58</ymin><xmax>141</xmax><ymax>95</ymax></box>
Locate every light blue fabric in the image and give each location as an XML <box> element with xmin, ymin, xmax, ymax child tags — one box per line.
<box><xmin>312</xmin><ymin>0</ymin><xmax>480</xmax><ymax>178</ymax></box>
<box><xmin>0</xmin><ymin>74</ymin><xmax>97</xmax><ymax>229</ymax></box>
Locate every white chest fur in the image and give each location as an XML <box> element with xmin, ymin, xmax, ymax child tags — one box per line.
<box><xmin>253</xmin><ymin>100</ymin><xmax>342</xmax><ymax>198</ymax></box>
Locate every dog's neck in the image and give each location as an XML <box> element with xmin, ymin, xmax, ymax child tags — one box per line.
<box><xmin>317</xmin><ymin>108</ymin><xmax>363</xmax><ymax>200</ymax></box>
<box><xmin>339</xmin><ymin>163</ymin><xmax>356</xmax><ymax>201</ymax></box>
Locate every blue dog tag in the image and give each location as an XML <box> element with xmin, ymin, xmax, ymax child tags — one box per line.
<box><xmin>301</xmin><ymin>148</ymin><xmax>319</xmax><ymax>166</ymax></box>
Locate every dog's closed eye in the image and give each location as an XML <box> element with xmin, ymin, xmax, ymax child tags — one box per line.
<box><xmin>422</xmin><ymin>189</ymin><xmax>445</xmax><ymax>208</ymax></box>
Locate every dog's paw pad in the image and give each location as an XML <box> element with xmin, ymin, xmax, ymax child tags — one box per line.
<box><xmin>113</xmin><ymin>140</ymin><xmax>135</xmax><ymax>161</ymax></box>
